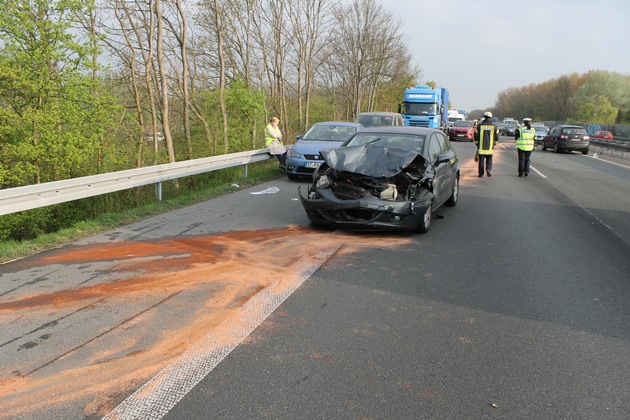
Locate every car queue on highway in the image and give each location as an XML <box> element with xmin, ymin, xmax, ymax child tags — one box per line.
<box><xmin>278</xmin><ymin>111</ymin><xmax>625</xmax><ymax>234</ymax></box>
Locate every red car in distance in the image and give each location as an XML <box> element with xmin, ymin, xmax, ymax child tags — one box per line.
<box><xmin>592</xmin><ymin>130</ymin><xmax>613</xmax><ymax>140</ymax></box>
<box><xmin>448</xmin><ymin>120</ymin><xmax>475</xmax><ymax>142</ymax></box>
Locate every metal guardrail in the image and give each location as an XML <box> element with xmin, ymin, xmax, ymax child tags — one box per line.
<box><xmin>0</xmin><ymin>149</ymin><xmax>273</xmax><ymax>216</ymax></box>
<box><xmin>590</xmin><ymin>138</ymin><xmax>630</xmax><ymax>150</ymax></box>
<box><xmin>589</xmin><ymin>138</ymin><xmax>630</xmax><ymax>160</ymax></box>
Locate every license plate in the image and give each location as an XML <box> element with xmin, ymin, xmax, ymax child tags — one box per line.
<box><xmin>305</xmin><ymin>162</ymin><xmax>322</xmax><ymax>168</ymax></box>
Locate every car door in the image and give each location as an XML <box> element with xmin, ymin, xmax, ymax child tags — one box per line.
<box><xmin>545</xmin><ymin>126</ymin><xmax>559</xmax><ymax>147</ymax></box>
<box><xmin>428</xmin><ymin>132</ymin><xmax>456</xmax><ymax>207</ymax></box>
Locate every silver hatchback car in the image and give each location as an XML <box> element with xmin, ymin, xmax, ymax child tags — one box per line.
<box><xmin>355</xmin><ymin>112</ymin><xmax>405</xmax><ymax>128</ymax></box>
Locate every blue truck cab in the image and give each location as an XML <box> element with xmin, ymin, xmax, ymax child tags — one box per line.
<box><xmin>399</xmin><ymin>85</ymin><xmax>449</xmax><ymax>130</ymax></box>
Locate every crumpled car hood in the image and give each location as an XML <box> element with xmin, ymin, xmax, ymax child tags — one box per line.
<box><xmin>320</xmin><ymin>143</ymin><xmax>426</xmax><ymax>178</ymax></box>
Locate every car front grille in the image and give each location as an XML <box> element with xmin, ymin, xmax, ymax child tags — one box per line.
<box><xmin>321</xmin><ymin>208</ymin><xmax>378</xmax><ymax>222</ymax></box>
<box><xmin>304</xmin><ymin>154</ymin><xmax>322</xmax><ymax>160</ymax></box>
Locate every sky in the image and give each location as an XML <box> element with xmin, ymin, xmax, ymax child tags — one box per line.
<box><xmin>382</xmin><ymin>0</ymin><xmax>630</xmax><ymax>113</ymax></box>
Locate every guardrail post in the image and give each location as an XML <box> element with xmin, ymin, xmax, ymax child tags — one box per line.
<box><xmin>243</xmin><ymin>164</ymin><xmax>249</xmax><ymax>178</ymax></box>
<box><xmin>155</xmin><ymin>182</ymin><xmax>162</xmax><ymax>202</ymax></box>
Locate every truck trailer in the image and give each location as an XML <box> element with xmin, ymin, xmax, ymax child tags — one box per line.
<box><xmin>447</xmin><ymin>109</ymin><xmax>466</xmax><ymax>127</ymax></box>
<box><xmin>399</xmin><ymin>85</ymin><xmax>449</xmax><ymax>130</ymax></box>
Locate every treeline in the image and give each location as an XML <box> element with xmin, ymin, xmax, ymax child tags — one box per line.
<box><xmin>472</xmin><ymin>70</ymin><xmax>630</xmax><ymax>123</ymax></box>
<box><xmin>0</xmin><ymin>0</ymin><xmax>417</xmax><ymax>240</ymax></box>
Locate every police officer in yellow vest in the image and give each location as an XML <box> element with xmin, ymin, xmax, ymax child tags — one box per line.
<box><xmin>474</xmin><ymin>111</ymin><xmax>500</xmax><ymax>177</ymax></box>
<box><xmin>515</xmin><ymin>118</ymin><xmax>535</xmax><ymax>177</ymax></box>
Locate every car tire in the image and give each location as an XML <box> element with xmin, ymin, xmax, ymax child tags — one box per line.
<box><xmin>287</xmin><ymin>173</ymin><xmax>299</xmax><ymax>180</ymax></box>
<box><xmin>445</xmin><ymin>176</ymin><xmax>459</xmax><ymax>207</ymax></box>
<box><xmin>582</xmin><ymin>148</ymin><xmax>589</xmax><ymax>155</ymax></box>
<box><xmin>554</xmin><ymin>142</ymin><xmax>560</xmax><ymax>153</ymax></box>
<box><xmin>416</xmin><ymin>205</ymin><xmax>432</xmax><ymax>233</ymax></box>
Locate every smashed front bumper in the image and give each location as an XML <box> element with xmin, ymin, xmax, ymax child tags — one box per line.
<box><xmin>298</xmin><ymin>186</ymin><xmax>431</xmax><ymax>231</ymax></box>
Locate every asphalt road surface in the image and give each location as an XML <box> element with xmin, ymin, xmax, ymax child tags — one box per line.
<box><xmin>1</xmin><ymin>138</ymin><xmax>629</xmax><ymax>419</ymax></box>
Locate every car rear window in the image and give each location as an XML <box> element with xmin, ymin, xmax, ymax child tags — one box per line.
<box><xmin>356</xmin><ymin>115</ymin><xmax>394</xmax><ymax>127</ymax></box>
<box><xmin>562</xmin><ymin>128</ymin><xmax>587</xmax><ymax>135</ymax></box>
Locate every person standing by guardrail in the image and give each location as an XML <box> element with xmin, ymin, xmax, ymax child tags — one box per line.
<box><xmin>265</xmin><ymin>117</ymin><xmax>287</xmax><ymax>170</ymax></box>
<box><xmin>515</xmin><ymin>118</ymin><xmax>535</xmax><ymax>177</ymax></box>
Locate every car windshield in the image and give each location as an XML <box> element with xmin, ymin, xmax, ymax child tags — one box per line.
<box><xmin>302</xmin><ymin>125</ymin><xmax>356</xmax><ymax>141</ymax></box>
<box><xmin>402</xmin><ymin>102</ymin><xmax>437</xmax><ymax>116</ymax></box>
<box><xmin>453</xmin><ymin>121</ymin><xmax>473</xmax><ymax>127</ymax></box>
<box><xmin>345</xmin><ymin>133</ymin><xmax>426</xmax><ymax>153</ymax></box>
<box><xmin>356</xmin><ymin>115</ymin><xmax>396</xmax><ymax>127</ymax></box>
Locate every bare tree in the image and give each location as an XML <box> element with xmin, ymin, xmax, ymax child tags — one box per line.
<box><xmin>88</xmin><ymin>0</ymin><xmax>417</xmax><ymax>169</ymax></box>
<box><xmin>328</xmin><ymin>0</ymin><xmax>413</xmax><ymax>118</ymax></box>
<box><xmin>163</xmin><ymin>0</ymin><xmax>193</xmax><ymax>159</ymax></box>
<box><xmin>221</xmin><ymin>0</ymin><xmax>257</xmax><ymax>87</ymax></box>
<box><xmin>111</xmin><ymin>0</ymin><xmax>146</xmax><ymax>167</ymax></box>
<box><xmin>254</xmin><ymin>0</ymin><xmax>290</xmax><ymax>125</ymax></box>
<box><xmin>286</xmin><ymin>0</ymin><xmax>332</xmax><ymax>130</ymax></box>
<box><xmin>155</xmin><ymin>0</ymin><xmax>176</xmax><ymax>162</ymax></box>
<box><xmin>211</xmin><ymin>0</ymin><xmax>229</xmax><ymax>154</ymax></box>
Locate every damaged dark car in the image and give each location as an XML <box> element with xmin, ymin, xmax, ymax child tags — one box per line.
<box><xmin>298</xmin><ymin>127</ymin><xmax>459</xmax><ymax>233</ymax></box>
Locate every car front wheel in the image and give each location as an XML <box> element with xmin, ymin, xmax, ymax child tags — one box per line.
<box><xmin>416</xmin><ymin>205</ymin><xmax>432</xmax><ymax>233</ymax></box>
<box><xmin>445</xmin><ymin>177</ymin><xmax>459</xmax><ymax>207</ymax></box>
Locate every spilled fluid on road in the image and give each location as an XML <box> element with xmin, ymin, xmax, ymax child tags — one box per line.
<box><xmin>0</xmin><ymin>226</ymin><xmax>411</xmax><ymax>418</ymax></box>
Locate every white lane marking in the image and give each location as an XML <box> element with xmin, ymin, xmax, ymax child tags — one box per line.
<box><xmin>530</xmin><ymin>165</ymin><xmax>547</xmax><ymax>178</ymax></box>
<box><xmin>500</xmin><ymin>143</ymin><xmax>628</xmax><ymax>244</ymax></box>
<box><xmin>497</xmin><ymin>143</ymin><xmax>548</xmax><ymax>178</ymax></box>
<box><xmin>577</xmin><ymin>204</ymin><xmax>630</xmax><ymax>246</ymax></box>
<box><xmin>590</xmin><ymin>154</ymin><xmax>630</xmax><ymax>170</ymax></box>
<box><xmin>104</xmin><ymin>245</ymin><xmax>342</xmax><ymax>420</ymax></box>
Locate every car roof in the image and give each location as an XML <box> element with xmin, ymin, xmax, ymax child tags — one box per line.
<box><xmin>311</xmin><ymin>121</ymin><xmax>363</xmax><ymax>127</ymax></box>
<box><xmin>356</xmin><ymin>112</ymin><xmax>403</xmax><ymax>117</ymax></box>
<box><xmin>352</xmin><ymin>126</ymin><xmax>440</xmax><ymax>136</ymax></box>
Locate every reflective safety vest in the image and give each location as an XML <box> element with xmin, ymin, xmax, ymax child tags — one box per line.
<box><xmin>265</xmin><ymin>124</ymin><xmax>282</xmax><ymax>146</ymax></box>
<box><xmin>516</xmin><ymin>127</ymin><xmax>535</xmax><ymax>151</ymax></box>
<box><xmin>477</xmin><ymin>124</ymin><xmax>496</xmax><ymax>155</ymax></box>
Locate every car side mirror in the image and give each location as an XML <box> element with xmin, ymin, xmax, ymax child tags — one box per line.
<box><xmin>295</xmin><ymin>135</ymin><xmax>302</xmax><ymax>140</ymax></box>
<box><xmin>436</xmin><ymin>154</ymin><xmax>451</xmax><ymax>165</ymax></box>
